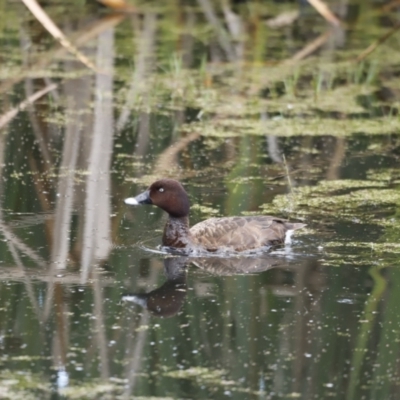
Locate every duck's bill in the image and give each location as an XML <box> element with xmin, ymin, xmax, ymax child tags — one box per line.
<box><xmin>122</xmin><ymin>294</ymin><xmax>147</xmax><ymax>307</ymax></box>
<box><xmin>124</xmin><ymin>190</ymin><xmax>152</xmax><ymax>205</ymax></box>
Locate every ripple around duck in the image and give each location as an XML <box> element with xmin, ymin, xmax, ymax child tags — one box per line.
<box><xmin>140</xmin><ymin>243</ymin><xmax>314</xmax><ymax>276</ymax></box>
<box><xmin>140</xmin><ymin>242</ymin><xmax>312</xmax><ymax>261</ymax></box>
<box><xmin>141</xmin><ymin>243</ymin><xmax>284</xmax><ymax>258</ymax></box>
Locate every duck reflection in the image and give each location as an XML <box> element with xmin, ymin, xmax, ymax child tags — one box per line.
<box><xmin>191</xmin><ymin>253</ymin><xmax>290</xmax><ymax>275</ymax></box>
<box><xmin>123</xmin><ymin>254</ymin><xmax>292</xmax><ymax>317</ymax></box>
<box><xmin>123</xmin><ymin>257</ymin><xmax>188</xmax><ymax>318</ymax></box>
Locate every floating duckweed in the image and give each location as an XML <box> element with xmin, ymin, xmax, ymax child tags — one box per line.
<box><xmin>260</xmin><ymin>179</ymin><xmax>400</xmax><ymax>223</ymax></box>
<box><xmin>191</xmin><ymin>204</ymin><xmax>220</xmax><ymax>215</ymax></box>
<box><xmin>165</xmin><ymin>367</ymin><xmax>236</xmax><ymax>387</ymax></box>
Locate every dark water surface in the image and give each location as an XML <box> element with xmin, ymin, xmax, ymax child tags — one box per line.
<box><xmin>1</xmin><ymin>0</ymin><xmax>400</xmax><ymax>399</ymax></box>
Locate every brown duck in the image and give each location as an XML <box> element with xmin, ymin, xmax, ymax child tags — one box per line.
<box><xmin>124</xmin><ymin>179</ymin><xmax>305</xmax><ymax>252</ymax></box>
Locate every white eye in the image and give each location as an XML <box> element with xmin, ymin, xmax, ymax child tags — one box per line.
<box><xmin>159</xmin><ymin>187</ymin><xmax>164</xmax><ymax>192</ymax></box>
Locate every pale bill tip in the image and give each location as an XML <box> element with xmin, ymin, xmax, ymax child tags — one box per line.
<box><xmin>122</xmin><ymin>295</ymin><xmax>147</xmax><ymax>307</ymax></box>
<box><xmin>124</xmin><ymin>197</ymin><xmax>139</xmax><ymax>205</ymax></box>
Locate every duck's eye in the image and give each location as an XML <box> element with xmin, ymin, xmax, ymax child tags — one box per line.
<box><xmin>158</xmin><ymin>187</ymin><xmax>164</xmax><ymax>193</ymax></box>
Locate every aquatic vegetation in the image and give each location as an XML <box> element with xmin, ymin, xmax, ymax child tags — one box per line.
<box><xmin>1</xmin><ymin>0</ymin><xmax>400</xmax><ymax>399</ymax></box>
<box><xmin>261</xmin><ymin>178</ymin><xmax>399</xmax><ymax>221</ymax></box>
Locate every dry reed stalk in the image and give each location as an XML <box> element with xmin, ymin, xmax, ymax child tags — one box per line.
<box><xmin>21</xmin><ymin>0</ymin><xmax>98</xmax><ymax>71</ymax></box>
<box><xmin>0</xmin><ymin>14</ymin><xmax>124</xmax><ymax>95</ymax></box>
<box><xmin>291</xmin><ymin>29</ymin><xmax>332</xmax><ymax>61</ymax></box>
<box><xmin>356</xmin><ymin>22</ymin><xmax>400</xmax><ymax>62</ymax></box>
<box><xmin>0</xmin><ymin>83</ymin><xmax>56</xmax><ymax>130</ymax></box>
<box><xmin>307</xmin><ymin>0</ymin><xmax>341</xmax><ymax>27</ymax></box>
<box><xmin>97</xmin><ymin>0</ymin><xmax>135</xmax><ymax>11</ymax></box>
<box><xmin>381</xmin><ymin>0</ymin><xmax>400</xmax><ymax>12</ymax></box>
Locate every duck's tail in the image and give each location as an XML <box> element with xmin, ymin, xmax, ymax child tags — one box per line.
<box><xmin>289</xmin><ymin>222</ymin><xmax>307</xmax><ymax>231</ymax></box>
<box><xmin>284</xmin><ymin>223</ymin><xmax>306</xmax><ymax>244</ymax></box>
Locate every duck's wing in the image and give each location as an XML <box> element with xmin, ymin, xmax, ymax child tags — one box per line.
<box><xmin>190</xmin><ymin>216</ymin><xmax>304</xmax><ymax>252</ymax></box>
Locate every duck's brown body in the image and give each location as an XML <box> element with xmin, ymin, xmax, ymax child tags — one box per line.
<box><xmin>190</xmin><ymin>216</ymin><xmax>302</xmax><ymax>252</ymax></box>
<box><xmin>125</xmin><ymin>179</ymin><xmax>305</xmax><ymax>252</ymax></box>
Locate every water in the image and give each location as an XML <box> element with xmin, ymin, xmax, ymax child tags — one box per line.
<box><xmin>0</xmin><ymin>0</ymin><xmax>400</xmax><ymax>399</ymax></box>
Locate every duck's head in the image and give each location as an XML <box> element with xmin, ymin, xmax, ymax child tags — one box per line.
<box><xmin>125</xmin><ymin>178</ymin><xmax>190</xmax><ymax>218</ymax></box>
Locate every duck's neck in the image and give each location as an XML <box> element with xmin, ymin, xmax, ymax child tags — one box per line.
<box><xmin>162</xmin><ymin>215</ymin><xmax>193</xmax><ymax>248</ymax></box>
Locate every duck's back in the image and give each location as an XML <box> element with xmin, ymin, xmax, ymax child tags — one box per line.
<box><xmin>190</xmin><ymin>216</ymin><xmax>305</xmax><ymax>252</ymax></box>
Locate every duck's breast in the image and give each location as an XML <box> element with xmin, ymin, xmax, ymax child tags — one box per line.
<box><xmin>190</xmin><ymin>216</ymin><xmax>294</xmax><ymax>251</ymax></box>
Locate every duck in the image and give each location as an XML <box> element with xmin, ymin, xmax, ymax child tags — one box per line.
<box><xmin>124</xmin><ymin>178</ymin><xmax>305</xmax><ymax>253</ymax></box>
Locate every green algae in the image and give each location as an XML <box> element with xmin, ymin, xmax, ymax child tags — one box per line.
<box><xmin>183</xmin><ymin>116</ymin><xmax>400</xmax><ymax>138</ymax></box>
<box><xmin>260</xmin><ymin>179</ymin><xmax>400</xmax><ymax>223</ymax></box>
<box><xmin>165</xmin><ymin>366</ymin><xmax>229</xmax><ymax>382</ymax></box>
<box><xmin>59</xmin><ymin>383</ymin><xmax>118</xmax><ymax>399</ymax></box>
<box><xmin>190</xmin><ymin>203</ymin><xmax>220</xmax><ymax>216</ymax></box>
<box><xmin>257</xmin><ymin>177</ymin><xmax>400</xmax><ymax>266</ymax></box>
<box><xmin>164</xmin><ymin>367</ymin><xmax>261</xmax><ymax>396</ymax></box>
<box><xmin>0</xmin><ymin>370</ymin><xmax>50</xmax><ymax>400</ymax></box>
